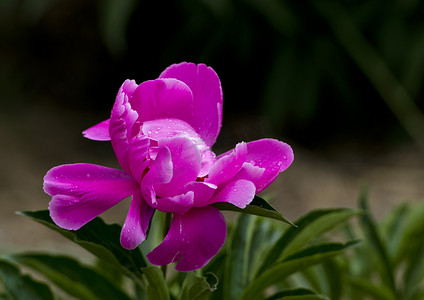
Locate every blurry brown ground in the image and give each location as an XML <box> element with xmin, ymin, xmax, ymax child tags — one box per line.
<box><xmin>1</xmin><ymin>105</ymin><xmax>423</xmax><ymax>257</ymax></box>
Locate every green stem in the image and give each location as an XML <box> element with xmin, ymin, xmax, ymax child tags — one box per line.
<box><xmin>161</xmin><ymin>213</ymin><xmax>172</xmax><ymax>278</ymax></box>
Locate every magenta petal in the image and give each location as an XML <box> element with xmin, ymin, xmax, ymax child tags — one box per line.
<box><xmin>109</xmin><ymin>80</ymin><xmax>140</xmax><ymax>173</ymax></box>
<box><xmin>154</xmin><ymin>137</ymin><xmax>201</xmax><ymax>197</ymax></box>
<box><xmin>128</xmin><ymin>134</ymin><xmax>150</xmax><ymax>182</ymax></box>
<box><xmin>147</xmin><ymin>206</ymin><xmax>226</xmax><ymax>272</ymax></box>
<box><xmin>141</xmin><ymin>118</ymin><xmax>199</xmax><ymax>141</ymax></box>
<box><xmin>234</xmin><ymin>162</ymin><xmax>265</xmax><ymax>182</ymax></box>
<box><xmin>82</xmin><ymin>119</ymin><xmax>111</xmax><ymax>141</ymax></box>
<box><xmin>184</xmin><ymin>181</ymin><xmax>217</xmax><ymax>207</ymax></box>
<box><xmin>206</xmin><ymin>142</ymin><xmax>247</xmax><ymax>186</ymax></box>
<box><xmin>156</xmin><ymin>192</ymin><xmax>194</xmax><ymax>215</ymax></box>
<box><xmin>141</xmin><ymin>146</ymin><xmax>173</xmax><ymax>206</ymax></box>
<box><xmin>44</xmin><ymin>163</ymin><xmax>139</xmax><ymax>230</ymax></box>
<box><xmin>130</xmin><ymin>78</ymin><xmax>194</xmax><ymax>124</ymax></box>
<box><xmin>120</xmin><ymin>191</ymin><xmax>155</xmax><ymax>250</ymax></box>
<box><xmin>246</xmin><ymin>139</ymin><xmax>294</xmax><ymax>192</ymax></box>
<box><xmin>142</xmin><ymin>119</ymin><xmax>215</xmax><ymax>177</ymax></box>
<box><xmin>159</xmin><ymin>62</ymin><xmax>223</xmax><ymax>147</ymax></box>
<box><xmin>209</xmin><ymin>179</ymin><xmax>255</xmax><ymax>209</ymax></box>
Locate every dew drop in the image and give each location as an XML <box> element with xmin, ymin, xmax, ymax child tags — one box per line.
<box><xmin>86</xmin><ymin>173</ymin><xmax>91</xmax><ymax>178</ymax></box>
<box><xmin>147</xmin><ymin>130</ymin><xmax>152</xmax><ymax>135</ymax></box>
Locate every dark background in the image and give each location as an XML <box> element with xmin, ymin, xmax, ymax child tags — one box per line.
<box><xmin>1</xmin><ymin>0</ymin><xmax>424</xmax><ymax>252</ymax></box>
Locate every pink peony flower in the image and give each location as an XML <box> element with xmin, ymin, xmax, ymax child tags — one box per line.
<box><xmin>43</xmin><ymin>62</ymin><xmax>294</xmax><ymax>271</ymax></box>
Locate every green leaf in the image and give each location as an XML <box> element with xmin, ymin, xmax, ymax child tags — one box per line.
<box><xmin>18</xmin><ymin>210</ymin><xmax>147</xmax><ymax>282</ymax></box>
<box><xmin>8</xmin><ymin>253</ymin><xmax>131</xmax><ymax>300</ymax></box>
<box><xmin>347</xmin><ymin>277</ymin><xmax>397</xmax><ymax>300</ymax></box>
<box><xmin>241</xmin><ymin>241</ymin><xmax>357</xmax><ymax>300</ymax></box>
<box><xmin>223</xmin><ymin>214</ymin><xmax>255</xmax><ymax>300</ymax></box>
<box><xmin>212</xmin><ymin>196</ymin><xmax>295</xmax><ymax>226</ymax></box>
<box><xmin>265</xmin><ymin>288</ymin><xmax>329</xmax><ymax>300</ymax></box>
<box><xmin>321</xmin><ymin>258</ymin><xmax>343</xmax><ymax>300</ymax></box>
<box><xmin>142</xmin><ymin>266</ymin><xmax>170</xmax><ymax>300</ymax></box>
<box><xmin>403</xmin><ymin>241</ymin><xmax>424</xmax><ymax>300</ymax></box>
<box><xmin>257</xmin><ymin>208</ymin><xmax>360</xmax><ymax>275</ymax></box>
<box><xmin>246</xmin><ymin>217</ymin><xmax>283</xmax><ymax>282</ymax></box>
<box><xmin>0</xmin><ymin>294</ymin><xmax>9</xmax><ymax>300</ymax></box>
<box><xmin>380</xmin><ymin>203</ymin><xmax>410</xmax><ymax>257</ymax></box>
<box><xmin>358</xmin><ymin>188</ymin><xmax>396</xmax><ymax>294</ymax></box>
<box><xmin>180</xmin><ymin>272</ymin><xmax>218</xmax><ymax>300</ymax></box>
<box><xmin>392</xmin><ymin>201</ymin><xmax>424</xmax><ymax>265</ymax></box>
<box><xmin>0</xmin><ymin>259</ymin><xmax>54</xmax><ymax>300</ymax></box>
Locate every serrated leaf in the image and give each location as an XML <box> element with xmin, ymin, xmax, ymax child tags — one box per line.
<box><xmin>180</xmin><ymin>272</ymin><xmax>218</xmax><ymax>300</ymax></box>
<box><xmin>9</xmin><ymin>253</ymin><xmax>131</xmax><ymax>300</ymax></box>
<box><xmin>257</xmin><ymin>208</ymin><xmax>360</xmax><ymax>275</ymax></box>
<box><xmin>142</xmin><ymin>266</ymin><xmax>170</xmax><ymax>300</ymax></box>
<box><xmin>0</xmin><ymin>259</ymin><xmax>54</xmax><ymax>300</ymax></box>
<box><xmin>265</xmin><ymin>288</ymin><xmax>329</xmax><ymax>300</ymax></box>
<box><xmin>241</xmin><ymin>241</ymin><xmax>357</xmax><ymax>300</ymax></box>
<box><xmin>18</xmin><ymin>210</ymin><xmax>147</xmax><ymax>282</ymax></box>
<box><xmin>212</xmin><ymin>196</ymin><xmax>294</xmax><ymax>226</ymax></box>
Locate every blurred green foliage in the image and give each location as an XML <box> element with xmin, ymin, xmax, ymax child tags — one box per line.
<box><xmin>2</xmin><ymin>0</ymin><xmax>424</xmax><ymax>147</ymax></box>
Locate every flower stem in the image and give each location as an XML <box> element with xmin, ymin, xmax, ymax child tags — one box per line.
<box><xmin>161</xmin><ymin>212</ymin><xmax>173</xmax><ymax>277</ymax></box>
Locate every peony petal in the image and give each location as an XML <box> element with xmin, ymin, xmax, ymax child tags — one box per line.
<box><xmin>141</xmin><ymin>118</ymin><xmax>199</xmax><ymax>141</ymax></box>
<box><xmin>245</xmin><ymin>139</ymin><xmax>294</xmax><ymax>193</ymax></box>
<box><xmin>141</xmin><ymin>146</ymin><xmax>173</xmax><ymax>207</ymax></box>
<box><xmin>109</xmin><ymin>80</ymin><xmax>140</xmax><ymax>173</ymax></box>
<box><xmin>234</xmin><ymin>162</ymin><xmax>265</xmax><ymax>182</ymax></box>
<box><xmin>184</xmin><ymin>181</ymin><xmax>217</xmax><ymax>207</ymax></box>
<box><xmin>130</xmin><ymin>78</ymin><xmax>194</xmax><ymax>124</ymax></box>
<box><xmin>120</xmin><ymin>191</ymin><xmax>155</xmax><ymax>250</ymax></box>
<box><xmin>82</xmin><ymin>119</ymin><xmax>111</xmax><ymax>141</ymax></box>
<box><xmin>44</xmin><ymin>163</ymin><xmax>139</xmax><ymax>230</ymax></box>
<box><xmin>159</xmin><ymin>62</ymin><xmax>223</xmax><ymax>147</ymax></box>
<box><xmin>154</xmin><ymin>137</ymin><xmax>201</xmax><ymax>197</ymax></box>
<box><xmin>142</xmin><ymin>118</ymin><xmax>215</xmax><ymax>177</ymax></box>
<box><xmin>155</xmin><ymin>192</ymin><xmax>194</xmax><ymax>215</ymax></box>
<box><xmin>147</xmin><ymin>206</ymin><xmax>226</xmax><ymax>272</ymax></box>
<box><xmin>209</xmin><ymin>179</ymin><xmax>255</xmax><ymax>209</ymax></box>
<box><xmin>128</xmin><ymin>134</ymin><xmax>150</xmax><ymax>182</ymax></box>
<box><xmin>206</xmin><ymin>142</ymin><xmax>247</xmax><ymax>186</ymax></box>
